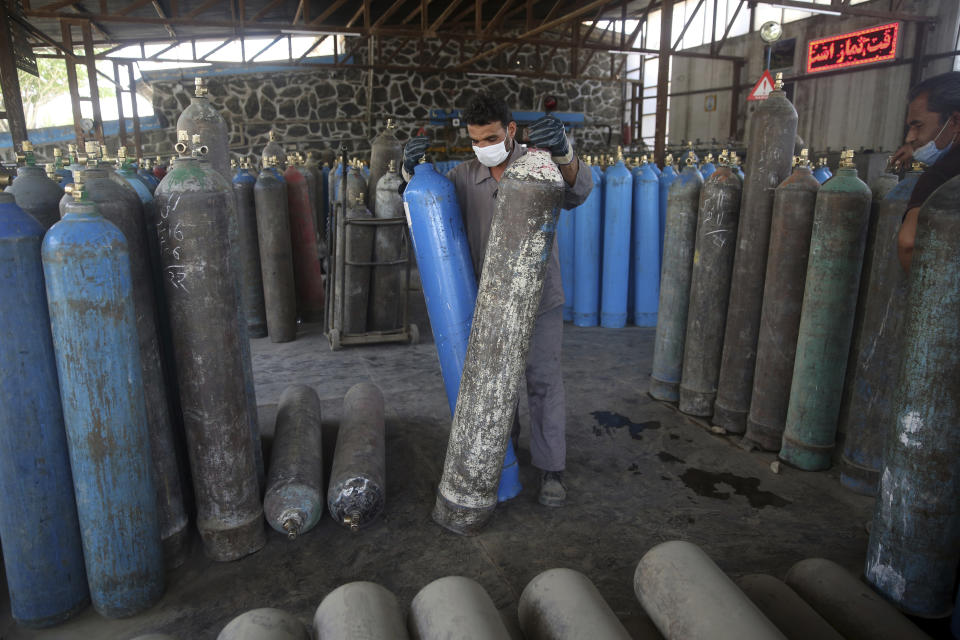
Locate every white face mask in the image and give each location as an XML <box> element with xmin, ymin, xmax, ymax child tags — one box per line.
<box><xmin>913</xmin><ymin>119</ymin><xmax>953</xmax><ymax>166</ymax></box>
<box><xmin>473</xmin><ymin>137</ymin><xmax>510</xmax><ymax>167</ymax></box>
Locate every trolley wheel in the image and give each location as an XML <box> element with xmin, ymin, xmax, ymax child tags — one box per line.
<box><xmin>408</xmin><ymin>323</ymin><xmax>420</xmax><ymax>345</ymax></box>
<box><xmin>329</xmin><ymin>329</ymin><xmax>341</xmax><ymax>351</ymax></box>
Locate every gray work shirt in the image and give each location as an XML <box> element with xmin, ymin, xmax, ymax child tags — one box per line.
<box><xmin>447</xmin><ymin>143</ymin><xmax>593</xmax><ymax>314</ymax></box>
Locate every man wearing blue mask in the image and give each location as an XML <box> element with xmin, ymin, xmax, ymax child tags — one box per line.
<box><xmin>401</xmin><ymin>93</ymin><xmax>592</xmax><ymax>507</ymax></box>
<box><xmin>893</xmin><ymin>71</ymin><xmax>960</xmax><ymax>271</ymax></box>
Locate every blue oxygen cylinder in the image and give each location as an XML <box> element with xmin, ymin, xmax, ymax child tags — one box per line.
<box><xmin>403</xmin><ymin>160</ymin><xmax>520</xmax><ymax>501</ymax></box>
<box><xmin>658</xmin><ymin>158</ymin><xmax>679</xmax><ymax>262</ymax></box>
<box><xmin>601</xmin><ymin>152</ymin><xmax>633</xmax><ymax>328</ymax></box>
<box><xmin>136</xmin><ymin>162</ymin><xmax>160</xmax><ymax>193</ymax></box>
<box><xmin>700</xmin><ymin>155</ymin><xmax>717</xmax><ymax>180</ymax></box>
<box><xmin>649</xmin><ymin>161</ymin><xmax>662</xmax><ymax>177</ymax></box>
<box><xmin>812</xmin><ymin>158</ymin><xmax>831</xmax><ymax>183</ymax></box>
<box><xmin>634</xmin><ymin>161</ymin><xmax>660</xmax><ymax>327</ymax></box>
<box><xmin>558</xmin><ymin>206</ymin><xmax>576</xmax><ymax>322</ymax></box>
<box><xmin>574</xmin><ymin>161</ymin><xmax>603</xmax><ymax>327</ymax></box>
<box><xmin>42</xmin><ymin>181</ymin><xmax>164</xmax><ymax>618</ymax></box>
<box><xmin>0</xmin><ymin>192</ymin><xmax>89</xmax><ymax>628</ymax></box>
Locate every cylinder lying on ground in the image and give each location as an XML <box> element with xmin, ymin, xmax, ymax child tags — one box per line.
<box><xmin>369</xmin><ymin>161</ymin><xmax>406</xmax><ymax>332</ymax></box>
<box><xmin>328</xmin><ymin>382</ymin><xmax>386</xmax><ymax>530</ymax></box>
<box><xmin>265</xmin><ymin>385</ymin><xmax>324</xmax><ymax>539</ymax></box>
<box><xmin>634</xmin><ymin>540</ymin><xmax>785</xmax><ymax>640</ymax></box>
<box><xmin>714</xmin><ymin>74</ymin><xmax>798</xmax><ymax>433</ymax></box>
<box><xmin>402</xmin><ymin>161</ymin><xmax>477</xmax><ymax>411</ymax></box>
<box><xmin>255</xmin><ymin>158</ymin><xmax>297</xmax><ymax>342</ymax></box>
<box><xmin>649</xmin><ymin>157</ymin><xmax>703</xmax><ymax>402</ymax></box>
<box><xmin>744</xmin><ymin>153</ymin><xmax>820</xmax><ymax>451</ymax></box>
<box><xmin>679</xmin><ymin>152</ymin><xmax>741</xmax><ymax>416</ymax></box>
<box><xmin>633</xmin><ymin>157</ymin><xmax>660</xmax><ymax>327</ymax></box>
<box><xmin>233</xmin><ymin>161</ymin><xmax>268</xmax><ymax>338</ymax></box>
<box><xmin>785</xmin><ymin>558</ymin><xmax>929</xmax><ymax>640</ymax></box>
<box><xmin>314</xmin><ymin>582</ymin><xmax>409</xmax><ymax>639</ymax></box>
<box><xmin>285</xmin><ymin>162</ymin><xmax>325</xmax><ymax>323</ymax></box>
<box><xmin>780</xmin><ymin>150</ymin><xmax>871</xmax><ymax>471</ymax></box>
<box><xmin>865</xmin><ymin>174</ymin><xmax>960</xmax><ymax>618</ymax></box>
<box><xmin>64</xmin><ymin>148</ymin><xmax>190</xmax><ymax>570</ymax></box>
<box><xmin>43</xmin><ymin>181</ymin><xmax>164</xmax><ymax>618</ymax></box>
<box><xmin>432</xmin><ymin>150</ymin><xmax>563</xmax><ymax>535</ymax></box>
<box><xmin>217</xmin><ymin>608</ymin><xmax>309</xmax><ymax>640</ymax></box>
<box><xmin>409</xmin><ymin>576</ymin><xmax>510</xmax><ymax>640</ymax></box>
<box><xmin>155</xmin><ymin>136</ymin><xmax>265</xmax><ymax>562</ymax></box>
<box><xmin>735</xmin><ymin>574</ymin><xmax>843</xmax><ymax>640</ymax></box>
<box><xmin>573</xmin><ymin>161</ymin><xmax>603</xmax><ymax>327</ymax></box>
<box><xmin>601</xmin><ymin>150</ymin><xmax>633</xmax><ymax>328</ymax></box>
<box><xmin>519</xmin><ymin>568</ymin><xmax>631</xmax><ymax>640</ymax></box>
<box><xmin>837</xmin><ymin>167</ymin><xmax>917</xmax><ymax>494</ymax></box>
<box><xmin>0</xmin><ymin>192</ymin><xmax>89</xmax><ymax>628</ymax></box>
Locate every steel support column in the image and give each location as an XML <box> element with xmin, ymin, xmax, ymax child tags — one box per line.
<box><xmin>654</xmin><ymin>0</ymin><xmax>672</xmax><ymax>165</ymax></box>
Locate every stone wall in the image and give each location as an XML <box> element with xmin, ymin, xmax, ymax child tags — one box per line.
<box><xmin>145</xmin><ymin>36</ymin><xmax>625</xmax><ymax>166</ymax></box>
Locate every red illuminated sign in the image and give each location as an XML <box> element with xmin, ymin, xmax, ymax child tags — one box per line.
<box><xmin>806</xmin><ymin>22</ymin><xmax>899</xmax><ymax>73</ymax></box>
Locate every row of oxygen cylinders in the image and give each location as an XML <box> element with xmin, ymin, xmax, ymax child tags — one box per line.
<box><xmin>0</xmin><ymin>81</ymin><xmax>391</xmax><ymax>628</ymax></box>
<box><xmin>649</xmin><ymin>73</ymin><xmax>956</xmax><ymax>619</ymax></box>
<box><xmin>556</xmin><ymin>149</ymin><xmax>745</xmax><ymax>329</ymax></box>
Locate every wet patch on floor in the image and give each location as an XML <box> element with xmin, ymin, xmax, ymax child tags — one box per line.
<box><xmin>679</xmin><ymin>468</ymin><xmax>792</xmax><ymax>509</ymax></box>
<box><xmin>590</xmin><ymin>411</ymin><xmax>660</xmax><ymax>440</ymax></box>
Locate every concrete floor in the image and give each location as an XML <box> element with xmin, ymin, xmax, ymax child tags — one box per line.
<box><xmin>0</xmin><ymin>312</ymin><xmax>883</xmax><ymax>639</ymax></box>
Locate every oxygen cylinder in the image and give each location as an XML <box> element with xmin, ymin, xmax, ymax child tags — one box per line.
<box><xmin>343</xmin><ymin>193</ymin><xmax>375</xmax><ymax>334</ymax></box>
<box><xmin>53</xmin><ymin>147</ymin><xmax>73</xmax><ymax>187</ymax></box>
<box><xmin>601</xmin><ymin>149</ymin><xmax>633</xmax><ymax>328</ymax></box>
<box><xmin>369</xmin><ymin>161</ymin><xmax>406</xmax><ymax>331</ymax></box>
<box><xmin>293</xmin><ymin>154</ymin><xmax>319</xmax><ymax>224</ymax></box>
<box><xmin>347</xmin><ymin>159</ymin><xmax>368</xmax><ymax>205</ymax></box>
<box><xmin>0</xmin><ymin>192</ymin><xmax>89</xmax><ymax>628</ymax></box>
<box><xmin>812</xmin><ymin>158</ymin><xmax>831</xmax><ymax>184</ymax></box>
<box><xmin>714</xmin><ymin>73</ymin><xmax>798</xmax><ymax>433</ymax></box>
<box><xmin>176</xmin><ymin>77</ymin><xmax>230</xmax><ymax>183</ymax></box>
<box><xmin>519</xmin><ymin>568</ymin><xmax>631</xmax><ymax>640</ymax></box>
<box><xmin>255</xmin><ymin>158</ymin><xmax>297</xmax><ymax>342</ymax></box>
<box><xmin>138</xmin><ymin>159</ymin><xmax>160</xmax><ymax>193</ymax></box>
<box><xmin>233</xmin><ymin>162</ymin><xmax>267</xmax><ymax>338</ymax></box>
<box><xmin>864</xmin><ymin>174</ymin><xmax>960</xmax><ymax>617</ymax></box>
<box><xmin>557</xmin><ymin>206</ymin><xmax>575</xmax><ymax>323</ymax></box>
<box><xmin>780</xmin><ymin>150</ymin><xmax>871</xmax><ymax>471</ymax></box>
<box><xmin>262</xmin><ymin>130</ymin><xmax>286</xmax><ymax>171</ymax></box>
<box><xmin>432</xmin><ymin>150</ymin><xmax>563</xmax><ymax>535</ymax></box>
<box><xmin>735</xmin><ymin>574</ymin><xmax>844</xmax><ymax>640</ymax></box>
<box><xmin>368</xmin><ymin>119</ymin><xmax>404</xmax><ymax>213</ymax></box>
<box><xmin>402</xmin><ymin>160</ymin><xmax>476</xmax><ymax>409</ymax></box>
<box><xmin>573</xmin><ymin>160</ymin><xmax>602</xmax><ymax>327</ymax></box>
<box><xmin>635</xmin><ymin>541</ymin><xmax>785</xmax><ymax>640</ymax></box>
<box><xmin>328</xmin><ymin>382</ymin><xmax>386</xmax><ymax>530</ymax></box>
<box><xmin>217</xmin><ymin>608</ymin><xmax>310</xmax><ymax>640</ymax></box>
<box><xmin>264</xmin><ymin>385</ymin><xmax>323</xmax><ymax>539</ymax></box>
<box><xmin>319</xmin><ymin>160</ymin><xmax>331</xmax><ymax>240</ymax></box>
<box><xmin>115</xmin><ymin>148</ymin><xmax>155</xmax><ymax>202</ymax></box>
<box><xmin>155</xmin><ymin>135</ymin><xmax>265</xmax><ymax>562</ymax></box>
<box><xmin>314</xmin><ymin>582</ymin><xmax>409</xmax><ymax>640</ymax></box>
<box><xmin>633</xmin><ymin>158</ymin><xmax>660</xmax><ymax>327</ymax></box>
<box><xmin>328</xmin><ymin>161</ymin><xmax>342</xmax><ymax>217</ymax></box>
<box><xmin>7</xmin><ymin>141</ymin><xmax>63</xmax><ymax>229</ymax></box>
<box><xmin>43</xmin><ymin>180</ymin><xmax>164</xmax><ymax>618</ymax></box>
<box><xmin>649</xmin><ymin>157</ymin><xmax>704</xmax><ymax>402</ymax></box>
<box><xmin>838</xmin><ymin>166</ymin><xmax>921</xmax><ymax>494</ymax></box>
<box><xmin>409</xmin><ymin>577</ymin><xmax>511</xmax><ymax>640</ymax></box>
<box><xmin>284</xmin><ymin>162</ymin><xmax>325</xmax><ymax>323</ymax></box>
<box><xmin>303</xmin><ymin>152</ymin><xmax>325</xmax><ymax>239</ymax></box>
<box><xmin>679</xmin><ymin>153</ymin><xmax>741</xmax><ymax>416</ymax></box>
<box><xmin>62</xmin><ymin>145</ymin><xmax>190</xmax><ymax>569</ymax></box>
<box><xmin>700</xmin><ymin>154</ymin><xmax>717</xmax><ymax>180</ymax></box>
<box><xmin>152</xmin><ymin>157</ymin><xmax>168</xmax><ymax>180</ymax></box>
<box><xmin>745</xmin><ymin>153</ymin><xmax>821</xmax><ymax>451</ymax></box>
<box><xmin>657</xmin><ymin>156</ymin><xmax>678</xmax><ymax>262</ymax></box>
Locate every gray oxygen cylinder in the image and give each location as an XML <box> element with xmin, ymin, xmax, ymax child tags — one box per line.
<box><xmin>369</xmin><ymin>161</ymin><xmax>406</xmax><ymax>331</ymax></box>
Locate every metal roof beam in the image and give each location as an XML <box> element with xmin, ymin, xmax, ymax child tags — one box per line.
<box><xmin>751</xmin><ymin>0</ymin><xmax>933</xmax><ymax>22</ymax></box>
<box><xmin>308</xmin><ymin>0</ymin><xmax>349</xmax><ymax>26</ymax></box>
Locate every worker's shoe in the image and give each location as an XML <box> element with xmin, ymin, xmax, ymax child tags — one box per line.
<box><xmin>538</xmin><ymin>471</ymin><xmax>566</xmax><ymax>507</ymax></box>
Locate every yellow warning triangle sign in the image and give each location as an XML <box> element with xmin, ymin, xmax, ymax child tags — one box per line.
<box><xmin>747</xmin><ymin>70</ymin><xmax>775</xmax><ymax>101</ymax></box>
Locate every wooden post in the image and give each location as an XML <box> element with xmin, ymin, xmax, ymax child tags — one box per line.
<box><xmin>0</xmin><ymin>0</ymin><xmax>29</xmax><ymax>148</ymax></box>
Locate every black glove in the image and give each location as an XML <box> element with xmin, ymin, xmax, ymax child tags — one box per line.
<box><xmin>403</xmin><ymin>136</ymin><xmax>431</xmax><ymax>177</ymax></box>
<box><xmin>528</xmin><ymin>115</ymin><xmax>573</xmax><ymax>165</ymax></box>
